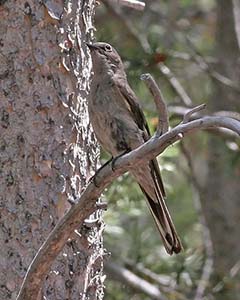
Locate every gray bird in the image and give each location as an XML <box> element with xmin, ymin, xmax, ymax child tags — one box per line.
<box><xmin>87</xmin><ymin>42</ymin><xmax>182</xmax><ymax>255</ymax></box>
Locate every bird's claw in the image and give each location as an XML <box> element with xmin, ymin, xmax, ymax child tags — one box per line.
<box><xmin>89</xmin><ymin>157</ymin><xmax>115</xmax><ymax>187</ymax></box>
<box><xmin>111</xmin><ymin>150</ymin><xmax>130</xmax><ymax>171</ymax></box>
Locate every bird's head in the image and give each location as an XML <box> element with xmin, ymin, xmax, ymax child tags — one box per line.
<box><xmin>87</xmin><ymin>42</ymin><xmax>125</xmax><ymax>76</ymax></box>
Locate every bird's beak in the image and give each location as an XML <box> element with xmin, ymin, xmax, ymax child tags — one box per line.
<box><xmin>86</xmin><ymin>43</ymin><xmax>99</xmax><ymax>51</ymax></box>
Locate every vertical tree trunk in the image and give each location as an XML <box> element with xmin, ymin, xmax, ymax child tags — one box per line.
<box><xmin>0</xmin><ymin>1</ymin><xmax>104</xmax><ymax>299</ymax></box>
<box><xmin>201</xmin><ymin>1</ymin><xmax>240</xmax><ymax>299</ymax></box>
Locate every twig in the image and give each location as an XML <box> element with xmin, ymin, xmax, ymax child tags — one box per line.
<box><xmin>141</xmin><ymin>73</ymin><xmax>169</xmax><ymax>135</ymax></box>
<box><xmin>180</xmin><ymin>142</ymin><xmax>214</xmax><ymax>300</ymax></box>
<box><xmin>171</xmin><ymin>106</ymin><xmax>240</xmax><ymax>122</ymax></box>
<box><xmin>169</xmin><ymin>106</ymin><xmax>240</xmax><ymax>139</ymax></box>
<box><xmin>213</xmin><ymin>110</ymin><xmax>240</xmax><ymax>121</ymax></box>
<box><xmin>126</xmin><ymin>260</ymin><xmax>174</xmax><ymax>288</ymax></box>
<box><xmin>105</xmin><ymin>261</ymin><xmax>168</xmax><ymax>300</ymax></box>
<box><xmin>182</xmin><ymin>104</ymin><xmax>206</xmax><ymax>123</ymax></box>
<box><xmin>103</xmin><ymin>0</ymin><xmax>194</xmax><ymax>106</ymax></box>
<box><xmin>233</xmin><ymin>0</ymin><xmax>240</xmax><ymax>50</ymax></box>
<box><xmin>158</xmin><ymin>63</ymin><xmax>193</xmax><ymax>106</ymax></box>
<box><xmin>114</xmin><ymin>0</ymin><xmax>145</xmax><ymax>11</ymax></box>
<box><xmin>16</xmin><ymin>116</ymin><xmax>240</xmax><ymax>300</ymax></box>
<box><xmin>230</xmin><ymin>260</ymin><xmax>240</xmax><ymax>278</ymax></box>
<box><xmin>211</xmin><ymin>260</ymin><xmax>240</xmax><ymax>295</ymax></box>
<box><xmin>186</xmin><ymin>37</ymin><xmax>240</xmax><ymax>92</ymax></box>
<box><xmin>179</xmin><ymin>142</ymin><xmax>201</xmax><ymax>192</ymax></box>
<box><xmin>168</xmin><ymin>50</ymin><xmax>217</xmax><ymax>64</ymax></box>
<box><xmin>193</xmin><ymin>195</ymin><xmax>214</xmax><ymax>300</ymax></box>
<box><xmin>125</xmin><ymin>260</ymin><xmax>189</xmax><ymax>300</ymax></box>
<box><xmin>102</xmin><ymin>0</ymin><xmax>150</xmax><ymax>52</ymax></box>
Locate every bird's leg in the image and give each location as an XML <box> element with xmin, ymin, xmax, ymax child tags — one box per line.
<box><xmin>90</xmin><ymin>151</ymin><xmax>128</xmax><ymax>187</ymax></box>
<box><xmin>90</xmin><ymin>157</ymin><xmax>114</xmax><ymax>187</ymax></box>
<box><xmin>111</xmin><ymin>150</ymin><xmax>130</xmax><ymax>171</ymax></box>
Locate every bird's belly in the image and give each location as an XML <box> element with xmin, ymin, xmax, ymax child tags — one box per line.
<box><xmin>92</xmin><ymin>115</ymin><xmax>120</xmax><ymax>156</ymax></box>
<box><xmin>89</xmin><ymin>100</ymin><xmax>142</xmax><ymax>157</ymax></box>
<box><xmin>89</xmin><ymin>102</ymin><xmax>118</xmax><ymax>156</ymax></box>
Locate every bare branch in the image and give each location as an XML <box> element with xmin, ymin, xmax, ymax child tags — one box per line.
<box><xmin>180</xmin><ymin>142</ymin><xmax>214</xmax><ymax>300</ymax></box>
<box><xmin>17</xmin><ymin>116</ymin><xmax>240</xmax><ymax>300</ymax></box>
<box><xmin>182</xmin><ymin>104</ymin><xmax>206</xmax><ymax>123</ymax></box>
<box><xmin>102</xmin><ymin>0</ymin><xmax>194</xmax><ymax>107</ymax></box>
<box><xmin>105</xmin><ymin>261</ymin><xmax>168</xmax><ymax>300</ymax></box>
<box><xmin>168</xmin><ymin>49</ymin><xmax>217</xmax><ymax>64</ymax></box>
<box><xmin>141</xmin><ymin>73</ymin><xmax>169</xmax><ymax>135</ymax></box>
<box><xmin>169</xmin><ymin>106</ymin><xmax>240</xmax><ymax>140</ymax></box>
<box><xmin>125</xmin><ymin>260</ymin><xmax>189</xmax><ymax>300</ymax></box>
<box><xmin>102</xmin><ymin>0</ymin><xmax>151</xmax><ymax>52</ymax></box>
<box><xmin>112</xmin><ymin>0</ymin><xmax>145</xmax><ymax>11</ymax></box>
<box><xmin>194</xmin><ymin>192</ymin><xmax>214</xmax><ymax>300</ymax></box>
<box><xmin>195</xmin><ymin>254</ymin><xmax>214</xmax><ymax>300</ymax></box>
<box><xmin>125</xmin><ymin>260</ymin><xmax>174</xmax><ymax>288</ymax></box>
<box><xmin>158</xmin><ymin>63</ymin><xmax>193</xmax><ymax>106</ymax></box>
<box><xmin>186</xmin><ymin>37</ymin><xmax>240</xmax><ymax>92</ymax></box>
<box><xmin>213</xmin><ymin>110</ymin><xmax>240</xmax><ymax>120</ymax></box>
<box><xmin>211</xmin><ymin>260</ymin><xmax>240</xmax><ymax>296</ymax></box>
<box><xmin>233</xmin><ymin>0</ymin><xmax>240</xmax><ymax>49</ymax></box>
<box><xmin>230</xmin><ymin>260</ymin><xmax>240</xmax><ymax>278</ymax></box>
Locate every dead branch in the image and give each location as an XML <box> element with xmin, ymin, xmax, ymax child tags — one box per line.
<box><xmin>124</xmin><ymin>260</ymin><xmax>189</xmax><ymax>300</ymax></box>
<box><xmin>112</xmin><ymin>0</ymin><xmax>145</xmax><ymax>10</ymax></box>
<box><xmin>185</xmin><ymin>37</ymin><xmax>240</xmax><ymax>92</ymax></box>
<box><xmin>182</xmin><ymin>104</ymin><xmax>206</xmax><ymax>123</ymax></box>
<box><xmin>141</xmin><ymin>73</ymin><xmax>169</xmax><ymax>135</ymax></box>
<box><xmin>180</xmin><ymin>142</ymin><xmax>214</xmax><ymax>300</ymax></box>
<box><xmin>102</xmin><ymin>0</ymin><xmax>193</xmax><ymax>106</ymax></box>
<box><xmin>105</xmin><ymin>261</ymin><xmax>168</xmax><ymax>300</ymax></box>
<box><xmin>210</xmin><ymin>260</ymin><xmax>240</xmax><ymax>296</ymax></box>
<box><xmin>125</xmin><ymin>260</ymin><xmax>174</xmax><ymax>288</ymax></box>
<box><xmin>233</xmin><ymin>0</ymin><xmax>240</xmax><ymax>49</ymax></box>
<box><xmin>168</xmin><ymin>49</ymin><xmax>217</xmax><ymax>64</ymax></box>
<box><xmin>170</xmin><ymin>106</ymin><xmax>240</xmax><ymax>122</ymax></box>
<box><xmin>16</xmin><ymin>115</ymin><xmax>240</xmax><ymax>300</ymax></box>
<box><xmin>102</xmin><ymin>0</ymin><xmax>150</xmax><ymax>52</ymax></box>
<box><xmin>158</xmin><ymin>62</ymin><xmax>193</xmax><ymax>106</ymax></box>
<box><xmin>169</xmin><ymin>106</ymin><xmax>240</xmax><ymax>140</ymax></box>
<box><xmin>213</xmin><ymin>110</ymin><xmax>240</xmax><ymax>120</ymax></box>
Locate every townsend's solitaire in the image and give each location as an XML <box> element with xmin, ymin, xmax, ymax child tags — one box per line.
<box><xmin>87</xmin><ymin>42</ymin><xmax>182</xmax><ymax>254</ymax></box>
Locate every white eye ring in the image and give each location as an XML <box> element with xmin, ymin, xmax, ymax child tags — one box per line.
<box><xmin>110</xmin><ymin>64</ymin><xmax>116</xmax><ymax>70</ymax></box>
<box><xmin>105</xmin><ymin>44</ymin><xmax>112</xmax><ymax>52</ymax></box>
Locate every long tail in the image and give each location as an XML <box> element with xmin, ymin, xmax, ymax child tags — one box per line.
<box><xmin>132</xmin><ymin>160</ymin><xmax>182</xmax><ymax>255</ymax></box>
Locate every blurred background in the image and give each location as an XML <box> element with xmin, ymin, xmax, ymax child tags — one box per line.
<box><xmin>94</xmin><ymin>1</ymin><xmax>240</xmax><ymax>299</ymax></box>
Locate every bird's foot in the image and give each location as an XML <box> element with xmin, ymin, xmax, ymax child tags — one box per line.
<box><xmin>111</xmin><ymin>150</ymin><xmax>129</xmax><ymax>171</ymax></box>
<box><xmin>90</xmin><ymin>157</ymin><xmax>114</xmax><ymax>187</ymax></box>
<box><xmin>90</xmin><ymin>151</ymin><xmax>130</xmax><ymax>187</ymax></box>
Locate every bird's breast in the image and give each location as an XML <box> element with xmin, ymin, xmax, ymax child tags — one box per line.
<box><xmin>88</xmin><ymin>81</ymin><xmax>143</xmax><ymax>157</ymax></box>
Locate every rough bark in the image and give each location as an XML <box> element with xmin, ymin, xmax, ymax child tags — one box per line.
<box><xmin>201</xmin><ymin>1</ymin><xmax>240</xmax><ymax>299</ymax></box>
<box><xmin>0</xmin><ymin>1</ymin><xmax>104</xmax><ymax>300</ymax></box>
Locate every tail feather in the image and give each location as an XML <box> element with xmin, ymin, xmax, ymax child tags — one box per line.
<box><xmin>140</xmin><ymin>186</ymin><xmax>182</xmax><ymax>254</ymax></box>
<box><xmin>132</xmin><ymin>160</ymin><xmax>182</xmax><ymax>255</ymax></box>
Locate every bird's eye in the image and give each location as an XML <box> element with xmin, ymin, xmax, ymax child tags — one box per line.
<box><xmin>110</xmin><ymin>64</ymin><xmax>116</xmax><ymax>70</ymax></box>
<box><xmin>104</xmin><ymin>44</ymin><xmax>112</xmax><ymax>52</ymax></box>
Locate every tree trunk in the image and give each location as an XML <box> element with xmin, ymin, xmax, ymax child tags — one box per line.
<box><xmin>0</xmin><ymin>1</ymin><xmax>104</xmax><ymax>299</ymax></box>
<box><xmin>201</xmin><ymin>1</ymin><xmax>240</xmax><ymax>299</ymax></box>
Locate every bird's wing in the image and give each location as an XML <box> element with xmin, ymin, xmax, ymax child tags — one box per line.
<box><xmin>114</xmin><ymin>76</ymin><xmax>182</xmax><ymax>254</ymax></box>
<box><xmin>114</xmin><ymin>76</ymin><xmax>166</xmax><ymax>196</ymax></box>
<box><xmin>114</xmin><ymin>76</ymin><xmax>151</xmax><ymax>135</ymax></box>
